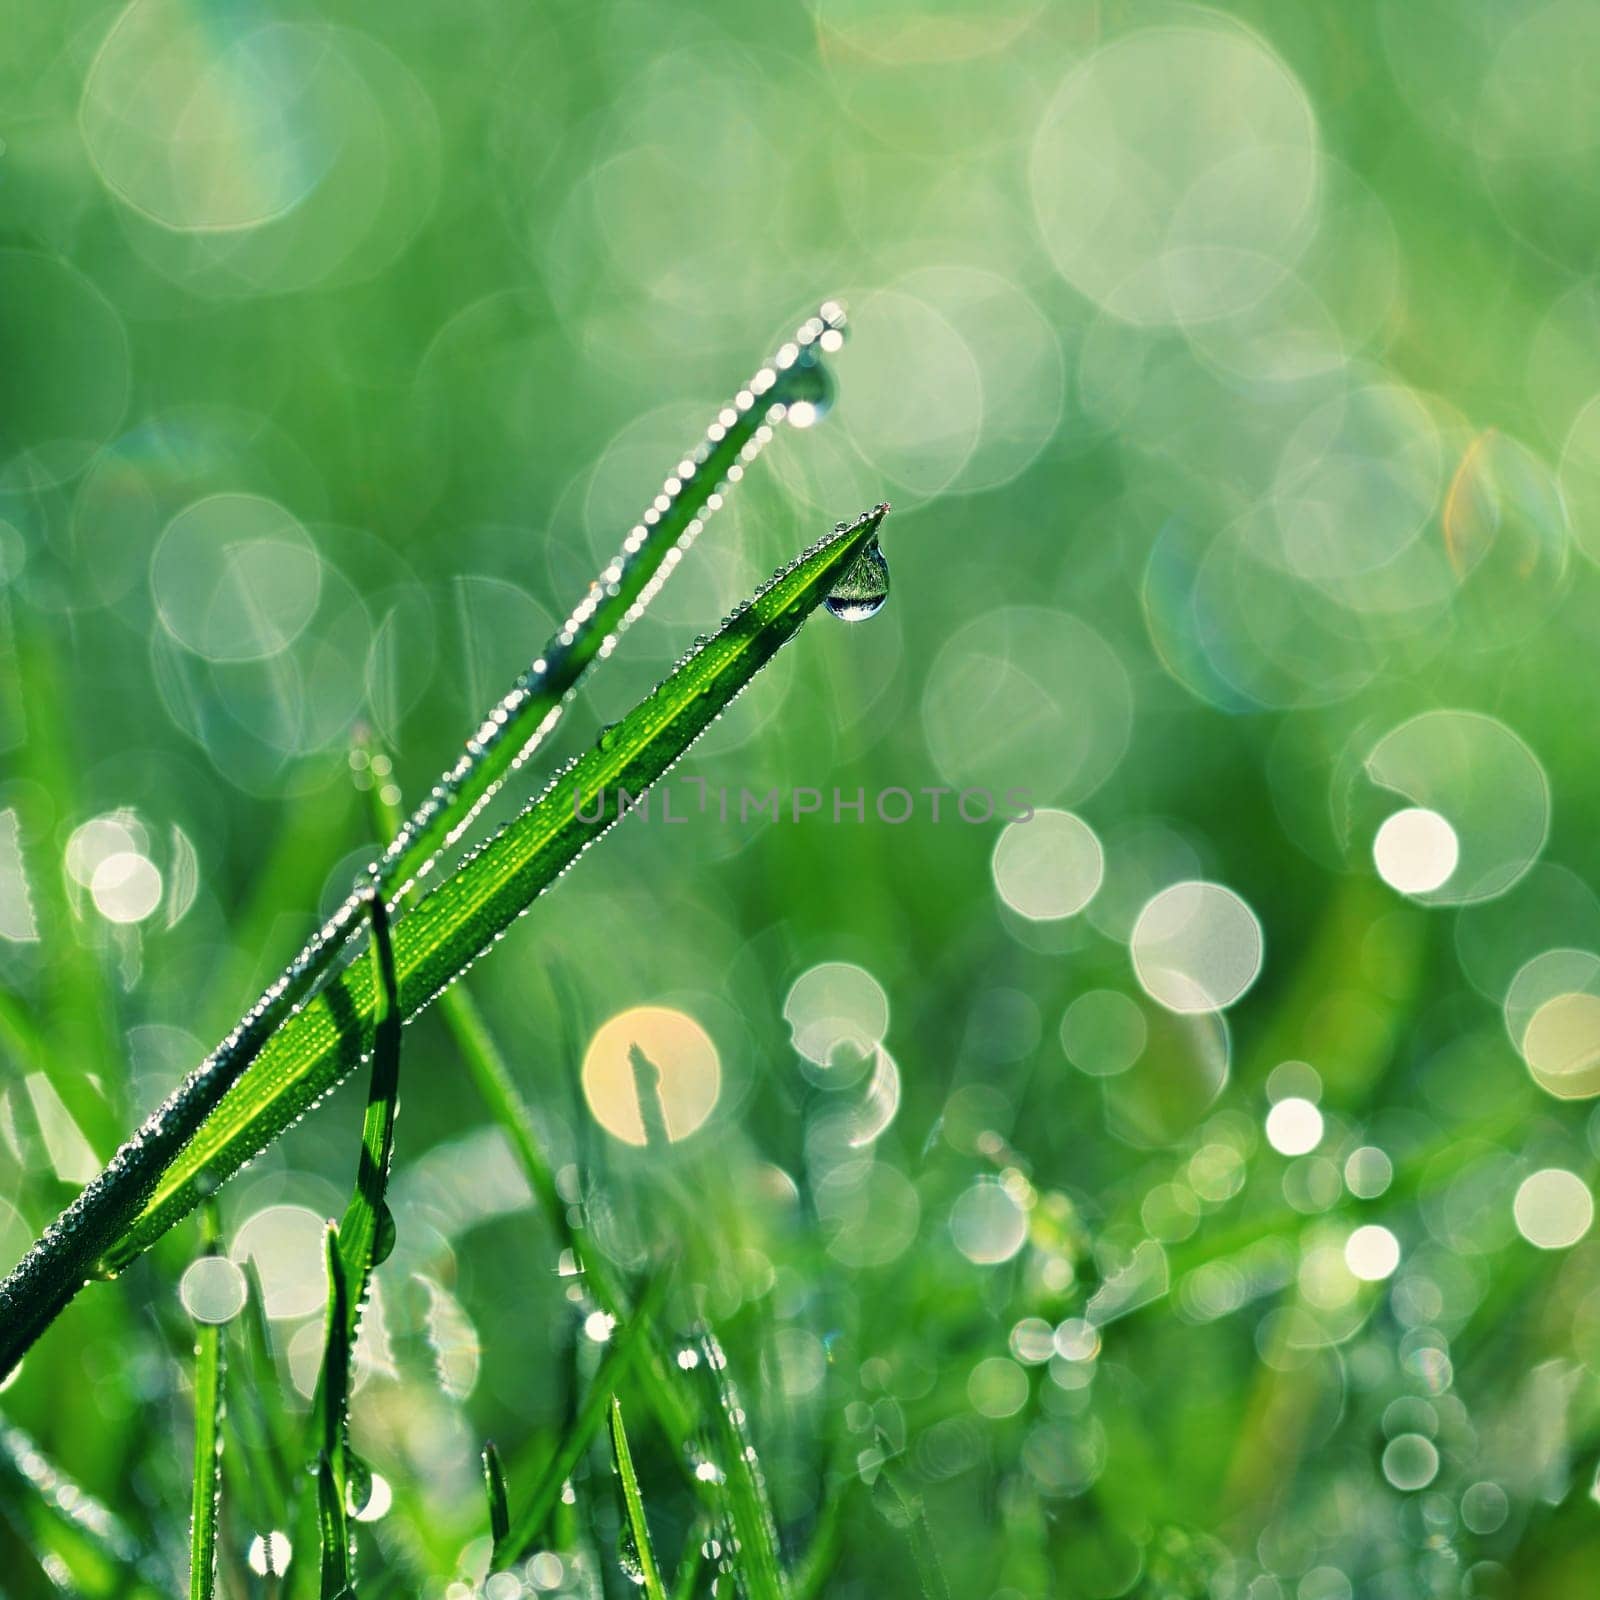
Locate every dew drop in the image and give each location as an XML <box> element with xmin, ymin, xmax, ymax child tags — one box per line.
<box><xmin>824</xmin><ymin>539</ymin><xmax>890</xmax><ymax>623</ymax></box>
<box><xmin>597</xmin><ymin>722</ymin><xmax>621</xmax><ymax>751</ymax></box>
<box><xmin>618</xmin><ymin>1523</ymin><xmax>647</xmax><ymax>1587</ymax></box>
<box><xmin>782</xmin><ymin>358</ymin><xmax>834</xmax><ymax>428</ymax></box>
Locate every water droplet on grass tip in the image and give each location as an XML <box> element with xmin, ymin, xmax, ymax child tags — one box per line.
<box><xmin>782</xmin><ymin>358</ymin><xmax>834</xmax><ymax>428</ymax></box>
<box><xmin>824</xmin><ymin>538</ymin><xmax>890</xmax><ymax>622</ymax></box>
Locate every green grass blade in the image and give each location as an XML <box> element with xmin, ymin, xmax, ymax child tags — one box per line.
<box><xmin>609</xmin><ymin>1398</ymin><xmax>667</xmax><ymax>1600</ymax></box>
<box><xmin>695</xmin><ymin>1331</ymin><xmax>786</xmax><ymax>1600</ymax></box>
<box><xmin>500</xmin><ymin>1270</ymin><xmax>670</xmax><ymax>1564</ymax></box>
<box><xmin>0</xmin><ymin>311</ymin><xmax>845</xmax><ymax>1381</ymax></box>
<box><xmin>371</xmin><ymin>303</ymin><xmax>846</xmax><ymax>903</ymax></box>
<box><xmin>188</xmin><ymin>1261</ymin><xmax>226</xmax><ymax>1600</ymax></box>
<box><xmin>316</xmin><ymin>1453</ymin><xmax>352</xmax><ymax>1600</ymax></box>
<box><xmin>482</xmin><ymin>1442</ymin><xmax>510</xmax><ymax>1555</ymax></box>
<box><xmin>870</xmin><ymin>1469</ymin><xmax>950</xmax><ymax>1600</ymax></box>
<box><xmin>316</xmin><ymin>1227</ymin><xmax>353</xmax><ymax>1597</ymax></box>
<box><xmin>97</xmin><ymin>503</ymin><xmax>890</xmax><ymax>1273</ymax></box>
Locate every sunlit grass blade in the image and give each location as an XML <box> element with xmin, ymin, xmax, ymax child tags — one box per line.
<box><xmin>500</xmin><ymin>1271</ymin><xmax>671</xmax><ymax>1564</ymax></box>
<box><xmin>95</xmin><ymin>503</ymin><xmax>890</xmax><ymax>1275</ymax></box>
<box><xmin>0</xmin><ymin>309</ymin><xmax>846</xmax><ymax>1380</ymax></box>
<box><xmin>609</xmin><ymin>1398</ymin><xmax>667</xmax><ymax>1600</ymax></box>
<box><xmin>189</xmin><ymin>1253</ymin><xmax>226</xmax><ymax>1600</ymax></box>
<box><xmin>482</xmin><ymin>1442</ymin><xmax>510</xmax><ymax>1552</ymax></box>
<box><xmin>694</xmin><ymin>1330</ymin><xmax>786</xmax><ymax>1600</ymax></box>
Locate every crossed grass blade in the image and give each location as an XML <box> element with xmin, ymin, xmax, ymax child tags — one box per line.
<box><xmin>102</xmin><ymin>503</ymin><xmax>890</xmax><ymax>1274</ymax></box>
<box><xmin>0</xmin><ymin>307</ymin><xmax>848</xmax><ymax>1379</ymax></box>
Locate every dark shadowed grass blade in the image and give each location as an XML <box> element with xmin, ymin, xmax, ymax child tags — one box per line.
<box><xmin>188</xmin><ymin>1255</ymin><xmax>225</xmax><ymax>1600</ymax></box>
<box><xmin>97</xmin><ymin>503</ymin><xmax>890</xmax><ymax>1274</ymax></box>
<box><xmin>609</xmin><ymin>1398</ymin><xmax>667</xmax><ymax>1600</ymax></box>
<box><xmin>482</xmin><ymin>1442</ymin><xmax>510</xmax><ymax>1553</ymax></box>
<box><xmin>500</xmin><ymin>1270</ymin><xmax>671</xmax><ymax>1565</ymax></box>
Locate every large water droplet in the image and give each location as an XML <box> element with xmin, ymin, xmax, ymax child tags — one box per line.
<box><xmin>618</xmin><ymin>1523</ymin><xmax>647</xmax><ymax>1587</ymax></box>
<box><xmin>824</xmin><ymin>539</ymin><xmax>890</xmax><ymax>622</ymax></box>
<box><xmin>783</xmin><ymin>359</ymin><xmax>834</xmax><ymax>429</ymax></box>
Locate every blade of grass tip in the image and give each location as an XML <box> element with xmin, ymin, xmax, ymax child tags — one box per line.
<box><xmin>483</xmin><ymin>1442</ymin><xmax>511</xmax><ymax>1557</ymax></box>
<box><xmin>500</xmin><ymin>1269</ymin><xmax>672</xmax><ymax>1565</ymax></box>
<box><xmin>694</xmin><ymin>1330</ymin><xmax>787</xmax><ymax>1600</ymax></box>
<box><xmin>609</xmin><ymin>1397</ymin><xmax>667</xmax><ymax>1600</ymax></box>
<box><xmin>0</xmin><ymin>315</ymin><xmax>851</xmax><ymax>1379</ymax></box>
<box><xmin>189</xmin><ymin>1316</ymin><xmax>224</xmax><ymax>1600</ymax></box>
<box><xmin>96</xmin><ymin>503</ymin><xmax>891</xmax><ymax>1280</ymax></box>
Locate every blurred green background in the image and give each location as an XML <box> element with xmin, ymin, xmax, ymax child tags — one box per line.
<box><xmin>5</xmin><ymin>0</ymin><xmax>1600</xmax><ymax>1595</ymax></box>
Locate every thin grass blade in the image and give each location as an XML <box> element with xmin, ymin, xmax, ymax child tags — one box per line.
<box><xmin>98</xmin><ymin>504</ymin><xmax>890</xmax><ymax>1272</ymax></box>
<box><xmin>315</xmin><ymin>1226</ymin><xmax>353</xmax><ymax>1597</ymax></box>
<box><xmin>694</xmin><ymin>1330</ymin><xmax>787</xmax><ymax>1600</ymax></box>
<box><xmin>483</xmin><ymin>1441</ymin><xmax>511</xmax><ymax>1557</ymax></box>
<box><xmin>501</xmin><ymin>1270</ymin><xmax>670</xmax><ymax>1563</ymax></box>
<box><xmin>316</xmin><ymin>1452</ymin><xmax>353</xmax><ymax>1600</ymax></box>
<box><xmin>188</xmin><ymin>1257</ymin><xmax>226</xmax><ymax>1600</ymax></box>
<box><xmin>609</xmin><ymin>1398</ymin><xmax>667</xmax><ymax>1600</ymax></box>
